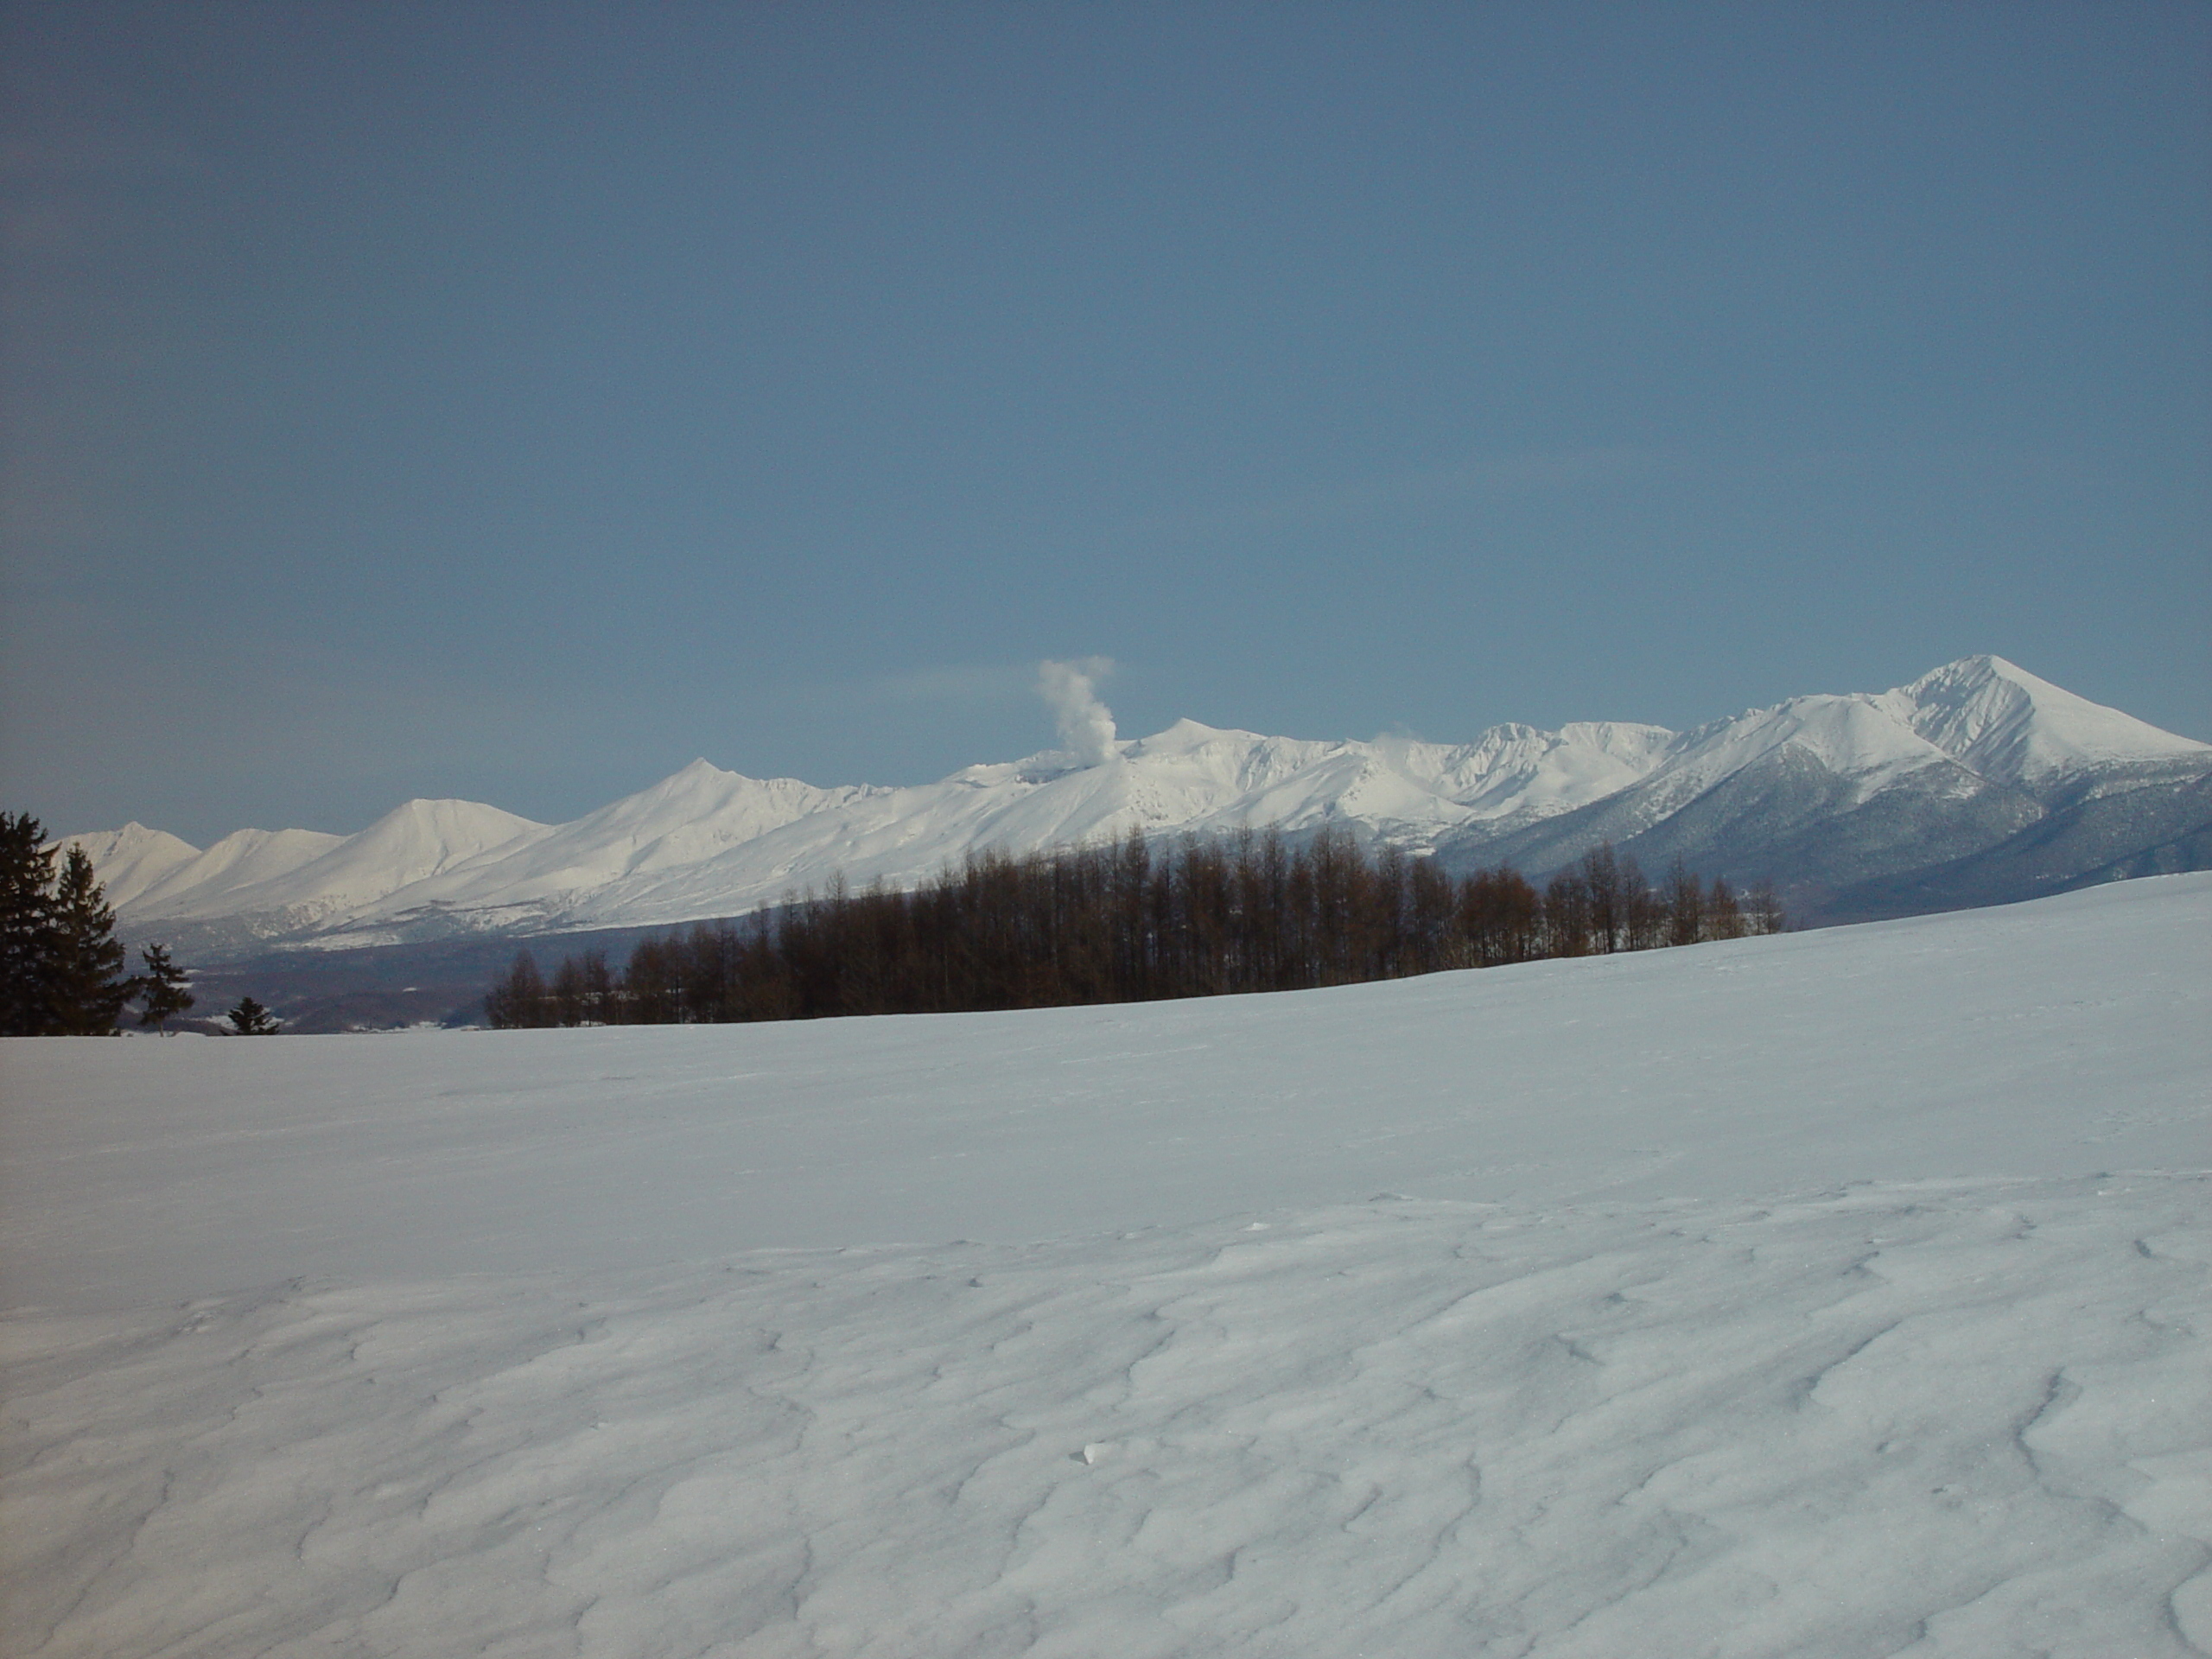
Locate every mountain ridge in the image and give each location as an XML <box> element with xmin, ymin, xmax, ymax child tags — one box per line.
<box><xmin>60</xmin><ymin>656</ymin><xmax>2212</xmax><ymax>954</ymax></box>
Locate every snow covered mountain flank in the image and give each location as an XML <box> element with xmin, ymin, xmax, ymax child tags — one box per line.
<box><xmin>1459</xmin><ymin>655</ymin><xmax>2212</xmax><ymax>913</ymax></box>
<box><xmin>62</xmin><ymin>656</ymin><xmax>2212</xmax><ymax>952</ymax></box>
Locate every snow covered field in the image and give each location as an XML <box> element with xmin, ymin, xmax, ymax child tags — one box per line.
<box><xmin>4</xmin><ymin>876</ymin><xmax>2209</xmax><ymax>1656</ymax></box>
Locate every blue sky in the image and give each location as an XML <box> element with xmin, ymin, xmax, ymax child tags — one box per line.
<box><xmin>3</xmin><ymin>3</ymin><xmax>2206</xmax><ymax>843</ymax></box>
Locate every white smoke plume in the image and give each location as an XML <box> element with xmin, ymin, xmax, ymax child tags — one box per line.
<box><xmin>1038</xmin><ymin>658</ymin><xmax>1119</xmax><ymax>768</ymax></box>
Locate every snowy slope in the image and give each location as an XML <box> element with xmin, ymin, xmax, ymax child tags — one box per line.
<box><xmin>1505</xmin><ymin>655</ymin><xmax>2156</xmax><ymax>845</ymax></box>
<box><xmin>67</xmin><ymin>656</ymin><xmax>2212</xmax><ymax>949</ymax></box>
<box><xmin>1886</xmin><ymin>653</ymin><xmax>2212</xmax><ymax>785</ymax></box>
<box><xmin>86</xmin><ymin>804</ymin><xmax>551</xmax><ymax>952</ymax></box>
<box><xmin>346</xmin><ymin>762</ymin><xmax>882</xmax><ymax>931</ymax></box>
<box><xmin>86</xmin><ymin>719</ymin><xmax>1676</xmax><ymax>947</ymax></box>
<box><xmin>545</xmin><ymin>718</ymin><xmax>1673</xmax><ymax>928</ymax></box>
<box><xmin>46</xmin><ymin>823</ymin><xmax>200</xmax><ymax>909</ymax></box>
<box><xmin>116</xmin><ymin>826</ymin><xmax>346</xmax><ymax>912</ymax></box>
<box><xmin>3</xmin><ymin>876</ymin><xmax>2208</xmax><ymax>1657</ymax></box>
<box><xmin>149</xmin><ymin>799</ymin><xmax>552</xmax><ymax>921</ymax></box>
<box><xmin>1454</xmin><ymin>656</ymin><xmax>2212</xmax><ymax>906</ymax></box>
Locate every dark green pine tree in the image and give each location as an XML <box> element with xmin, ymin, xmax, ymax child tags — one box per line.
<box><xmin>226</xmin><ymin>995</ymin><xmax>281</xmax><ymax>1035</ymax></box>
<box><xmin>1</xmin><ymin>811</ymin><xmax>60</xmax><ymax>1035</ymax></box>
<box><xmin>136</xmin><ymin>943</ymin><xmax>196</xmax><ymax>1032</ymax></box>
<box><xmin>44</xmin><ymin>846</ymin><xmax>130</xmax><ymax>1034</ymax></box>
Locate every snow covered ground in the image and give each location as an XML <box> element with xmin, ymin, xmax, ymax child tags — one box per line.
<box><xmin>3</xmin><ymin>875</ymin><xmax>2209</xmax><ymax>1656</ymax></box>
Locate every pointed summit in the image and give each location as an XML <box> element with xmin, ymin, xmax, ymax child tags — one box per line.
<box><xmin>1888</xmin><ymin>656</ymin><xmax>2209</xmax><ymax>785</ymax></box>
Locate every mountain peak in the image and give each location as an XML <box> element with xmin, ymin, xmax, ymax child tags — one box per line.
<box><xmin>50</xmin><ymin>822</ymin><xmax>204</xmax><ymax>911</ymax></box>
<box><xmin>1888</xmin><ymin>658</ymin><xmax>2207</xmax><ymax>785</ymax></box>
<box><xmin>1900</xmin><ymin>652</ymin><xmax>2050</xmax><ymax>700</ymax></box>
<box><xmin>67</xmin><ymin>657</ymin><xmax>2208</xmax><ymax>946</ymax></box>
<box><xmin>1136</xmin><ymin>717</ymin><xmax>1255</xmax><ymax>754</ymax></box>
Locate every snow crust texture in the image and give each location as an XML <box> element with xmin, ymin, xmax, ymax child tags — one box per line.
<box><xmin>6</xmin><ymin>1181</ymin><xmax>2208</xmax><ymax>1658</ymax></box>
<box><xmin>3</xmin><ymin>874</ymin><xmax>2209</xmax><ymax>1656</ymax></box>
<box><xmin>62</xmin><ymin>654</ymin><xmax>2211</xmax><ymax>950</ymax></box>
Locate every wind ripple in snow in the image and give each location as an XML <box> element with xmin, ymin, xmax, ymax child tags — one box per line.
<box><xmin>7</xmin><ymin>1178</ymin><xmax>2209</xmax><ymax>1658</ymax></box>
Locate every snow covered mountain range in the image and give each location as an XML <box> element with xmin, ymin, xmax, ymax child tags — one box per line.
<box><xmin>65</xmin><ymin>656</ymin><xmax>2212</xmax><ymax>956</ymax></box>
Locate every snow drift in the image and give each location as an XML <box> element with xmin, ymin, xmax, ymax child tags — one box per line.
<box><xmin>3</xmin><ymin>874</ymin><xmax>2209</xmax><ymax>1656</ymax></box>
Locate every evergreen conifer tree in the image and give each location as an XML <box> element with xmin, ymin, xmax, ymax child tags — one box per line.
<box><xmin>136</xmin><ymin>944</ymin><xmax>195</xmax><ymax>1032</ymax></box>
<box><xmin>1</xmin><ymin>811</ymin><xmax>60</xmax><ymax>1035</ymax></box>
<box><xmin>42</xmin><ymin>846</ymin><xmax>130</xmax><ymax>1034</ymax></box>
<box><xmin>226</xmin><ymin>995</ymin><xmax>280</xmax><ymax>1035</ymax></box>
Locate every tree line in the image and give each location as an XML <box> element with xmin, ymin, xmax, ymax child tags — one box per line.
<box><xmin>1</xmin><ymin>810</ymin><xmax>276</xmax><ymax>1035</ymax></box>
<box><xmin>486</xmin><ymin>829</ymin><xmax>1783</xmax><ymax>1029</ymax></box>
